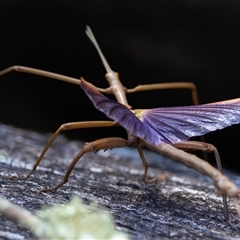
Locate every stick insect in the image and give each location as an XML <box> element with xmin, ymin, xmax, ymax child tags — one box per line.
<box><xmin>0</xmin><ymin>26</ymin><xmax>240</xmax><ymax>221</ymax></box>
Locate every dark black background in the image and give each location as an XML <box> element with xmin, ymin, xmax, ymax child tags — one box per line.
<box><xmin>1</xmin><ymin>1</ymin><xmax>240</xmax><ymax>171</ymax></box>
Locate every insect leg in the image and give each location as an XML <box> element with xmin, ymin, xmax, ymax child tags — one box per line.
<box><xmin>152</xmin><ymin>143</ymin><xmax>240</xmax><ymax>219</ymax></box>
<box><xmin>126</xmin><ymin>82</ymin><xmax>199</xmax><ymax>105</ymax></box>
<box><xmin>137</xmin><ymin>144</ymin><xmax>165</xmax><ymax>183</ymax></box>
<box><xmin>0</xmin><ymin>65</ymin><xmax>108</xmax><ymax>93</ymax></box>
<box><xmin>173</xmin><ymin>141</ymin><xmax>228</xmax><ymax>220</ymax></box>
<box><xmin>9</xmin><ymin>121</ymin><xmax>117</xmax><ymax>181</ymax></box>
<box><xmin>40</xmin><ymin>137</ymin><xmax>128</xmax><ymax>192</ymax></box>
<box><xmin>173</xmin><ymin>141</ymin><xmax>222</xmax><ymax>173</ymax></box>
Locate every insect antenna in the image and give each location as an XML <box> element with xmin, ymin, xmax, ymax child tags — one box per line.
<box><xmin>85</xmin><ymin>26</ymin><xmax>113</xmax><ymax>74</ymax></box>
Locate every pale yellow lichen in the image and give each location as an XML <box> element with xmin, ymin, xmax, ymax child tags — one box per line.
<box><xmin>37</xmin><ymin>196</ymin><xmax>130</xmax><ymax>240</ymax></box>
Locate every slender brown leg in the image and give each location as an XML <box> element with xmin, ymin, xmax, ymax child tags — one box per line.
<box><xmin>0</xmin><ymin>65</ymin><xmax>107</xmax><ymax>93</ymax></box>
<box><xmin>137</xmin><ymin>140</ymin><xmax>213</xmax><ymax>184</ymax></box>
<box><xmin>40</xmin><ymin>137</ymin><xmax>128</xmax><ymax>192</ymax></box>
<box><xmin>126</xmin><ymin>82</ymin><xmax>199</xmax><ymax>105</ymax></box>
<box><xmin>173</xmin><ymin>141</ymin><xmax>228</xmax><ymax>220</ymax></box>
<box><xmin>137</xmin><ymin>144</ymin><xmax>165</xmax><ymax>183</ymax></box>
<box><xmin>9</xmin><ymin>121</ymin><xmax>117</xmax><ymax>180</ymax></box>
<box><xmin>151</xmin><ymin>143</ymin><xmax>240</xmax><ymax>220</ymax></box>
<box><xmin>173</xmin><ymin>141</ymin><xmax>222</xmax><ymax>172</ymax></box>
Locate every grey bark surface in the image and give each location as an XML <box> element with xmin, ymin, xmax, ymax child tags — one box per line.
<box><xmin>0</xmin><ymin>123</ymin><xmax>240</xmax><ymax>240</ymax></box>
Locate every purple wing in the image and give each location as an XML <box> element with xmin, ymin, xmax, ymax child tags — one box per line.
<box><xmin>81</xmin><ymin>79</ymin><xmax>240</xmax><ymax>146</ymax></box>
<box><xmin>140</xmin><ymin>98</ymin><xmax>240</xmax><ymax>144</ymax></box>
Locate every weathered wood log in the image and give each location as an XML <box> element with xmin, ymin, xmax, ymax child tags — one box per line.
<box><xmin>0</xmin><ymin>123</ymin><xmax>240</xmax><ymax>239</ymax></box>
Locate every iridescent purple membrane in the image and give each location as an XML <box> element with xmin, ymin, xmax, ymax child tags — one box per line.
<box><xmin>81</xmin><ymin>79</ymin><xmax>240</xmax><ymax>146</ymax></box>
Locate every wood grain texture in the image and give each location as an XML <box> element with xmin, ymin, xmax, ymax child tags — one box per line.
<box><xmin>0</xmin><ymin>123</ymin><xmax>240</xmax><ymax>239</ymax></box>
